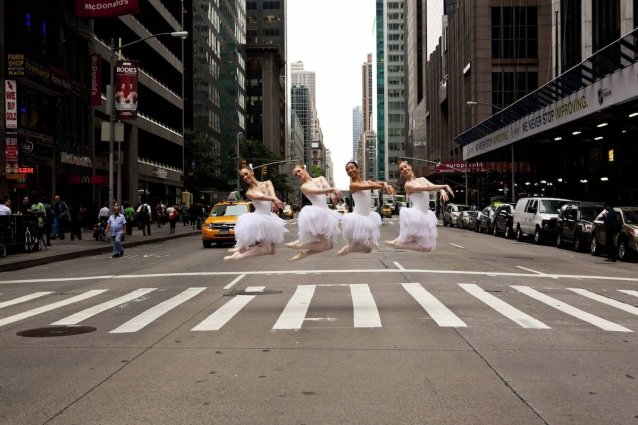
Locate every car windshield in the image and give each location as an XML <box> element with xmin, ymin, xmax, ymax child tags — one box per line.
<box><xmin>210</xmin><ymin>204</ymin><xmax>248</xmax><ymax>217</ymax></box>
<box><xmin>579</xmin><ymin>208</ymin><xmax>599</xmax><ymax>221</ymax></box>
<box><xmin>539</xmin><ymin>200</ymin><xmax>568</xmax><ymax>214</ymax></box>
<box><xmin>456</xmin><ymin>205</ymin><xmax>470</xmax><ymax>212</ymax></box>
<box><xmin>623</xmin><ymin>210</ymin><xmax>638</xmax><ymax>224</ymax></box>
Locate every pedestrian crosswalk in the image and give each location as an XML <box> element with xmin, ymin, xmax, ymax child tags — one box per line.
<box><xmin>0</xmin><ymin>283</ymin><xmax>637</xmax><ymax>334</ymax></box>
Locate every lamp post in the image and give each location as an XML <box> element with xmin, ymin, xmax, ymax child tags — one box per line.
<box><xmin>235</xmin><ymin>131</ymin><xmax>243</xmax><ymax>191</ymax></box>
<box><xmin>466</xmin><ymin>100</ymin><xmax>515</xmax><ymax>203</ymax></box>
<box><xmin>107</xmin><ymin>31</ymin><xmax>188</xmax><ymax>209</ymax></box>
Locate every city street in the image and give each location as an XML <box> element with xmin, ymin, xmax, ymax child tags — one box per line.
<box><xmin>0</xmin><ymin>218</ymin><xmax>637</xmax><ymax>425</ymax></box>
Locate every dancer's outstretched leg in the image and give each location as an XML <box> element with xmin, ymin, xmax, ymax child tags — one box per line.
<box><xmin>391</xmin><ymin>240</ymin><xmax>432</xmax><ymax>252</ymax></box>
<box><xmin>284</xmin><ymin>240</ymin><xmax>302</xmax><ymax>249</ymax></box>
<box><xmin>224</xmin><ymin>242</ymin><xmax>272</xmax><ymax>261</ymax></box>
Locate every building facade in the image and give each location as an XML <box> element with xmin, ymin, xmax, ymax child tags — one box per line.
<box><xmin>375</xmin><ymin>0</ymin><xmax>386</xmax><ymax>180</ymax></box>
<box><xmin>352</xmin><ymin>106</ymin><xmax>362</xmax><ymax>161</ymax></box>
<box><xmin>290</xmin><ymin>84</ymin><xmax>311</xmax><ymax>165</ymax></box>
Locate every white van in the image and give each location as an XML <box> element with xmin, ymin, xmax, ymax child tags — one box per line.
<box><xmin>513</xmin><ymin>197</ymin><xmax>571</xmax><ymax>244</ymax></box>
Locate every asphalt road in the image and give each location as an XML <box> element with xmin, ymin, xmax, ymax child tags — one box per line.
<box><xmin>0</xmin><ymin>217</ymin><xmax>637</xmax><ymax>425</ymax></box>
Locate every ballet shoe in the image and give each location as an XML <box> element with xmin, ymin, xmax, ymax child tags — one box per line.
<box><xmin>228</xmin><ymin>247</ymin><xmax>239</xmax><ymax>253</ymax></box>
<box><xmin>288</xmin><ymin>251</ymin><xmax>308</xmax><ymax>262</ymax></box>
<box><xmin>337</xmin><ymin>246</ymin><xmax>349</xmax><ymax>256</ymax></box>
<box><xmin>223</xmin><ymin>253</ymin><xmax>241</xmax><ymax>262</ymax></box>
<box><xmin>284</xmin><ymin>241</ymin><xmax>301</xmax><ymax>249</ymax></box>
<box><xmin>384</xmin><ymin>240</ymin><xmax>397</xmax><ymax>248</ymax></box>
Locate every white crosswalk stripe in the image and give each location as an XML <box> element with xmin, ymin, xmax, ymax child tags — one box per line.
<box><xmin>0</xmin><ymin>292</ymin><xmax>53</xmax><ymax>310</ymax></box>
<box><xmin>350</xmin><ymin>284</ymin><xmax>382</xmax><ymax>328</ymax></box>
<box><xmin>401</xmin><ymin>283</ymin><xmax>467</xmax><ymax>327</ymax></box>
<box><xmin>109</xmin><ymin>287</ymin><xmax>206</xmax><ymax>334</ymax></box>
<box><xmin>192</xmin><ymin>286</ymin><xmax>264</xmax><ymax>331</ymax></box>
<box><xmin>0</xmin><ymin>290</ymin><xmax>108</xmax><ymax>327</ymax></box>
<box><xmin>619</xmin><ymin>289</ymin><xmax>638</xmax><ymax>298</ymax></box>
<box><xmin>459</xmin><ymin>284</ymin><xmax>550</xmax><ymax>329</ymax></box>
<box><xmin>512</xmin><ymin>285</ymin><xmax>632</xmax><ymax>332</ymax></box>
<box><xmin>272</xmin><ymin>285</ymin><xmax>316</xmax><ymax>330</ymax></box>
<box><xmin>51</xmin><ymin>288</ymin><xmax>156</xmax><ymax>326</ymax></box>
<box><xmin>567</xmin><ymin>288</ymin><xmax>638</xmax><ymax>316</ymax></box>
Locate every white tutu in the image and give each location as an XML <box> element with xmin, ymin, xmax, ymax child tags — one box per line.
<box><xmin>298</xmin><ymin>206</ymin><xmax>342</xmax><ymax>243</ymax></box>
<box><xmin>341</xmin><ymin>211</ymin><xmax>382</xmax><ymax>244</ymax></box>
<box><xmin>398</xmin><ymin>207</ymin><xmax>438</xmax><ymax>250</ymax></box>
<box><xmin>234</xmin><ymin>199</ymin><xmax>288</xmax><ymax>246</ymax></box>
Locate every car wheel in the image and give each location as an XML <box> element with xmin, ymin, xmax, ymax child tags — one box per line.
<box><xmin>534</xmin><ymin>227</ymin><xmax>542</xmax><ymax>244</ymax></box>
<box><xmin>504</xmin><ymin>226</ymin><xmax>512</xmax><ymax>239</ymax></box>
<box><xmin>618</xmin><ymin>238</ymin><xmax>629</xmax><ymax>261</ymax></box>
<box><xmin>478</xmin><ymin>223</ymin><xmax>482</xmax><ymax>233</ymax></box>
<box><xmin>590</xmin><ymin>235</ymin><xmax>600</xmax><ymax>256</ymax></box>
<box><xmin>556</xmin><ymin>232</ymin><xmax>563</xmax><ymax>248</ymax></box>
<box><xmin>494</xmin><ymin>225</ymin><xmax>499</xmax><ymax>236</ymax></box>
<box><xmin>516</xmin><ymin>227</ymin><xmax>523</xmax><ymax>242</ymax></box>
<box><xmin>573</xmin><ymin>235</ymin><xmax>581</xmax><ymax>252</ymax></box>
<box><xmin>203</xmin><ymin>240</ymin><xmax>212</xmax><ymax>248</ymax></box>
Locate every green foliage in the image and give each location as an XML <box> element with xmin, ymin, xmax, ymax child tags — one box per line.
<box><xmin>310</xmin><ymin>165</ymin><xmax>324</xmax><ymax>178</ymax></box>
<box><xmin>239</xmin><ymin>139</ymin><xmax>293</xmax><ymax>196</ymax></box>
<box><xmin>183</xmin><ymin>130</ymin><xmax>232</xmax><ymax>194</ymax></box>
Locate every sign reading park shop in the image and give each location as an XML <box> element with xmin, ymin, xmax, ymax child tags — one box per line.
<box><xmin>75</xmin><ymin>0</ymin><xmax>139</xmax><ymax>18</ymax></box>
<box><xmin>115</xmin><ymin>60</ymin><xmax>139</xmax><ymax>120</ymax></box>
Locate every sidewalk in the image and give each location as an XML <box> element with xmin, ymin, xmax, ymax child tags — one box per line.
<box><xmin>0</xmin><ymin>222</ymin><xmax>200</xmax><ymax>273</ymax></box>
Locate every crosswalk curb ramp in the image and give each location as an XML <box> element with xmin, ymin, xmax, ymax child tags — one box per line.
<box><xmin>1</xmin><ymin>284</ymin><xmax>637</xmax><ymax>334</ymax></box>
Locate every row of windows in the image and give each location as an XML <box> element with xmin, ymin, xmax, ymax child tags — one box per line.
<box><xmin>492</xmin><ymin>71</ymin><xmax>538</xmax><ymax>110</ymax></box>
<box><xmin>388</xmin><ymin>2</ymin><xmax>403</xmax><ymax>9</ymax></box>
<box><xmin>387</xmin><ymin>128</ymin><xmax>405</xmax><ymax>137</ymax></box>
<box><xmin>388</xmin><ymin>113</ymin><xmax>404</xmax><ymax>123</ymax></box>
<box><xmin>246</xmin><ymin>1</ymin><xmax>280</xmax><ymax>10</ymax></box>
<box><xmin>388</xmin><ymin>23</ymin><xmax>403</xmax><ymax>31</ymax></box>
<box><xmin>491</xmin><ymin>6</ymin><xmax>538</xmax><ymax>59</ymax></box>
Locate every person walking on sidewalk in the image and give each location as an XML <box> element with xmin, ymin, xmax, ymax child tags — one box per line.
<box><xmin>105</xmin><ymin>204</ymin><xmax>126</xmax><ymax>258</ymax></box>
<box><xmin>156</xmin><ymin>201</ymin><xmax>166</xmax><ymax>228</ymax></box>
<box><xmin>137</xmin><ymin>202</ymin><xmax>151</xmax><ymax>236</ymax></box>
<box><xmin>166</xmin><ymin>204</ymin><xmax>179</xmax><ymax>235</ymax></box>
<box><xmin>69</xmin><ymin>202</ymin><xmax>83</xmax><ymax>241</ymax></box>
<box><xmin>51</xmin><ymin>195</ymin><xmax>68</xmax><ymax>240</ymax></box>
<box><xmin>603</xmin><ymin>201</ymin><xmax>620</xmax><ymax>262</ymax></box>
<box><xmin>181</xmin><ymin>202</ymin><xmax>189</xmax><ymax>226</ymax></box>
<box><xmin>123</xmin><ymin>203</ymin><xmax>136</xmax><ymax>236</ymax></box>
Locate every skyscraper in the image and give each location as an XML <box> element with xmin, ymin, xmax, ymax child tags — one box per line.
<box><xmin>362</xmin><ymin>53</ymin><xmax>374</xmax><ymax>133</ymax></box>
<box><xmin>291</xmin><ymin>85</ymin><xmax>312</xmax><ymax>165</ymax></box>
<box><xmin>376</xmin><ymin>0</ymin><xmax>386</xmax><ymax>181</ymax></box>
<box><xmin>352</xmin><ymin>106</ymin><xmax>362</xmax><ymax>160</ymax></box>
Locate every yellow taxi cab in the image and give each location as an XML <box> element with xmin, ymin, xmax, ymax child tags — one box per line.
<box><xmin>202</xmin><ymin>200</ymin><xmax>254</xmax><ymax>248</ymax></box>
<box><xmin>382</xmin><ymin>204</ymin><xmax>393</xmax><ymax>218</ymax></box>
<box><xmin>280</xmin><ymin>204</ymin><xmax>294</xmax><ymax>219</ymax></box>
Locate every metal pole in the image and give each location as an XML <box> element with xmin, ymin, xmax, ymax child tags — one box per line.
<box><xmin>116</xmin><ymin>39</ymin><xmax>123</xmax><ymax>207</ymax></box>
<box><xmin>465</xmin><ymin>162</ymin><xmax>468</xmax><ymax>205</ymax></box>
<box><xmin>511</xmin><ymin>144</ymin><xmax>515</xmax><ymax>202</ymax></box>
<box><xmin>236</xmin><ymin>132</ymin><xmax>241</xmax><ymax>191</ymax></box>
<box><xmin>108</xmin><ymin>38</ymin><xmax>115</xmax><ymax>210</ymax></box>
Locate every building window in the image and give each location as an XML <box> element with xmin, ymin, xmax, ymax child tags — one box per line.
<box><xmin>263</xmin><ymin>1</ymin><xmax>281</xmax><ymax>9</ymax></box>
<box><xmin>491</xmin><ymin>6</ymin><xmax>538</xmax><ymax>59</ymax></box>
<box><xmin>263</xmin><ymin>28</ymin><xmax>280</xmax><ymax>36</ymax></box>
<box><xmin>492</xmin><ymin>71</ymin><xmax>538</xmax><ymax>110</ymax></box>
<box><xmin>246</xmin><ymin>2</ymin><xmax>257</xmax><ymax>10</ymax></box>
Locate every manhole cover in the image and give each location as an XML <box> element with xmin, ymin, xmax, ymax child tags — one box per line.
<box><xmin>17</xmin><ymin>326</ymin><xmax>97</xmax><ymax>337</ymax></box>
<box><xmin>226</xmin><ymin>289</ymin><xmax>282</xmax><ymax>296</ymax></box>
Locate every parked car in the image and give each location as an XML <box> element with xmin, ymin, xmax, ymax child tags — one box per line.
<box><xmin>513</xmin><ymin>197</ymin><xmax>571</xmax><ymax>244</ymax></box>
<box><xmin>461</xmin><ymin>210</ymin><xmax>479</xmax><ymax>230</ymax></box>
<box><xmin>201</xmin><ymin>200</ymin><xmax>254</xmax><ymax>248</ymax></box>
<box><xmin>555</xmin><ymin>202</ymin><xmax>602</xmax><ymax>251</ymax></box>
<box><xmin>443</xmin><ymin>203</ymin><xmax>470</xmax><ymax>227</ymax></box>
<box><xmin>477</xmin><ymin>206</ymin><xmax>496</xmax><ymax>233</ymax></box>
<box><xmin>493</xmin><ymin>203</ymin><xmax>516</xmax><ymax>238</ymax></box>
<box><xmin>590</xmin><ymin>207</ymin><xmax>638</xmax><ymax>261</ymax></box>
<box><xmin>382</xmin><ymin>204</ymin><xmax>393</xmax><ymax>218</ymax></box>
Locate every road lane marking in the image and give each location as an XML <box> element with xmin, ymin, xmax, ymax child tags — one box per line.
<box><xmin>192</xmin><ymin>287</ymin><xmax>264</xmax><ymax>331</ymax></box>
<box><xmin>223</xmin><ymin>274</ymin><xmax>246</xmax><ymax>290</ymax></box>
<box><xmin>51</xmin><ymin>288</ymin><xmax>156</xmax><ymax>326</ymax></box>
<box><xmin>393</xmin><ymin>262</ymin><xmax>405</xmax><ymax>271</ymax></box>
<box><xmin>449</xmin><ymin>243</ymin><xmax>465</xmax><ymax>249</ymax></box>
<box><xmin>619</xmin><ymin>290</ymin><xmax>638</xmax><ymax>298</ymax></box>
<box><xmin>350</xmin><ymin>284</ymin><xmax>381</xmax><ymax>328</ymax></box>
<box><xmin>272</xmin><ymin>285</ymin><xmax>315</xmax><ymax>330</ymax></box>
<box><xmin>109</xmin><ymin>287</ymin><xmax>206</xmax><ymax>334</ymax></box>
<box><xmin>512</xmin><ymin>286</ymin><xmax>632</xmax><ymax>332</ymax></box>
<box><xmin>401</xmin><ymin>283</ymin><xmax>466</xmax><ymax>327</ymax></box>
<box><xmin>458</xmin><ymin>284</ymin><xmax>550</xmax><ymax>329</ymax></box>
<box><xmin>0</xmin><ymin>290</ymin><xmax>108</xmax><ymax>327</ymax></box>
<box><xmin>0</xmin><ymin>292</ymin><xmax>53</xmax><ymax>310</ymax></box>
<box><xmin>245</xmin><ymin>286</ymin><xmax>265</xmax><ymax>293</ymax></box>
<box><xmin>568</xmin><ymin>288</ymin><xmax>638</xmax><ymax>316</ymax></box>
<box><xmin>516</xmin><ymin>266</ymin><xmax>558</xmax><ymax>279</ymax></box>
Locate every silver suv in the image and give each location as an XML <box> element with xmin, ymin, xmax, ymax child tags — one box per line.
<box><xmin>442</xmin><ymin>203</ymin><xmax>470</xmax><ymax>227</ymax></box>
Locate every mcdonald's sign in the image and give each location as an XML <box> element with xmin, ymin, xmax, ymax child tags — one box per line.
<box><xmin>67</xmin><ymin>175</ymin><xmax>108</xmax><ymax>185</ymax></box>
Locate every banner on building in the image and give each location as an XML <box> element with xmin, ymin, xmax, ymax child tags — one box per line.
<box><xmin>5</xmin><ymin>80</ymin><xmax>17</xmax><ymax>129</ymax></box>
<box><xmin>435</xmin><ymin>161</ymin><xmax>490</xmax><ymax>174</ymax></box>
<box><xmin>5</xmin><ymin>134</ymin><xmax>19</xmax><ymax>174</ymax></box>
<box><xmin>75</xmin><ymin>0</ymin><xmax>139</xmax><ymax>18</ymax></box>
<box><xmin>115</xmin><ymin>60</ymin><xmax>138</xmax><ymax>120</ymax></box>
<box><xmin>90</xmin><ymin>54</ymin><xmax>102</xmax><ymax>106</ymax></box>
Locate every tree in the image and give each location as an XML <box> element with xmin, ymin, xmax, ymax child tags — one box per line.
<box><xmin>239</xmin><ymin>139</ymin><xmax>293</xmax><ymax>197</ymax></box>
<box><xmin>309</xmin><ymin>165</ymin><xmax>324</xmax><ymax>178</ymax></box>
<box><xmin>183</xmin><ymin>130</ymin><xmax>232</xmax><ymax>196</ymax></box>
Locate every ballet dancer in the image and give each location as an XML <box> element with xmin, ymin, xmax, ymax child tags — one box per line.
<box><xmin>285</xmin><ymin>165</ymin><xmax>343</xmax><ymax>261</ymax></box>
<box><xmin>224</xmin><ymin>167</ymin><xmax>288</xmax><ymax>261</ymax></box>
<box><xmin>338</xmin><ymin>161</ymin><xmax>396</xmax><ymax>255</ymax></box>
<box><xmin>385</xmin><ymin>160</ymin><xmax>453</xmax><ymax>251</ymax></box>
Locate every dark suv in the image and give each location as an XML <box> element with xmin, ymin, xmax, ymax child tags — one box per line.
<box><xmin>555</xmin><ymin>202</ymin><xmax>602</xmax><ymax>251</ymax></box>
<box><xmin>493</xmin><ymin>203</ymin><xmax>516</xmax><ymax>238</ymax></box>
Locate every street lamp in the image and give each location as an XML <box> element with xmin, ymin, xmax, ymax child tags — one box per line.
<box><xmin>107</xmin><ymin>31</ymin><xmax>188</xmax><ymax>208</ymax></box>
<box><xmin>466</xmin><ymin>100</ymin><xmax>515</xmax><ymax>203</ymax></box>
<box><xmin>235</xmin><ymin>131</ymin><xmax>243</xmax><ymax>191</ymax></box>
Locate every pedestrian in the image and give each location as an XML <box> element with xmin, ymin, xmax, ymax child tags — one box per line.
<box><xmin>224</xmin><ymin>167</ymin><xmax>287</xmax><ymax>261</ymax></box>
<box><xmin>41</xmin><ymin>196</ymin><xmax>53</xmax><ymax>246</ymax></box>
<box><xmin>18</xmin><ymin>195</ymin><xmax>30</xmax><ymax>215</ymax></box>
<box><xmin>156</xmin><ymin>201</ymin><xmax>166</xmax><ymax>228</ymax></box>
<box><xmin>337</xmin><ymin>161</ymin><xmax>396</xmax><ymax>256</ymax></box>
<box><xmin>98</xmin><ymin>203</ymin><xmax>110</xmax><ymax>226</ymax></box>
<box><xmin>30</xmin><ymin>195</ymin><xmax>47</xmax><ymax>246</ymax></box>
<box><xmin>166</xmin><ymin>203</ymin><xmax>179</xmax><ymax>235</ymax></box>
<box><xmin>136</xmin><ymin>202</ymin><xmax>151</xmax><ymax>236</ymax></box>
<box><xmin>181</xmin><ymin>202</ymin><xmax>189</xmax><ymax>226</ymax></box>
<box><xmin>285</xmin><ymin>164</ymin><xmax>342</xmax><ymax>261</ymax></box>
<box><xmin>51</xmin><ymin>195</ymin><xmax>69</xmax><ymax>240</ymax></box>
<box><xmin>603</xmin><ymin>201</ymin><xmax>620</xmax><ymax>262</ymax></box>
<box><xmin>385</xmin><ymin>160</ymin><xmax>454</xmax><ymax>251</ymax></box>
<box><xmin>122</xmin><ymin>203</ymin><xmax>135</xmax><ymax>236</ymax></box>
<box><xmin>105</xmin><ymin>204</ymin><xmax>126</xmax><ymax>258</ymax></box>
<box><xmin>69</xmin><ymin>201</ymin><xmax>83</xmax><ymax>240</ymax></box>
<box><xmin>0</xmin><ymin>195</ymin><xmax>11</xmax><ymax>215</ymax></box>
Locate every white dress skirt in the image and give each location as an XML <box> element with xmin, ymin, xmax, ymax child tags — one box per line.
<box><xmin>297</xmin><ymin>193</ymin><xmax>342</xmax><ymax>243</ymax></box>
<box><xmin>341</xmin><ymin>190</ymin><xmax>382</xmax><ymax>245</ymax></box>
<box><xmin>234</xmin><ymin>199</ymin><xmax>288</xmax><ymax>247</ymax></box>
<box><xmin>398</xmin><ymin>191</ymin><xmax>438</xmax><ymax>250</ymax></box>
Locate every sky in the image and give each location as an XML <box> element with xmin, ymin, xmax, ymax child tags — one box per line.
<box><xmin>287</xmin><ymin>0</ymin><xmax>376</xmax><ymax>189</ymax></box>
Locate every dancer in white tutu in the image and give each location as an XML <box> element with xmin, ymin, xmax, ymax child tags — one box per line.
<box><xmin>285</xmin><ymin>165</ymin><xmax>343</xmax><ymax>261</ymax></box>
<box><xmin>385</xmin><ymin>160</ymin><xmax>453</xmax><ymax>251</ymax></box>
<box><xmin>224</xmin><ymin>167</ymin><xmax>288</xmax><ymax>261</ymax></box>
<box><xmin>338</xmin><ymin>161</ymin><xmax>396</xmax><ymax>255</ymax></box>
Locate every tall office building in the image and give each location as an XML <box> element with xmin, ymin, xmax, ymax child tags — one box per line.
<box><xmin>383</xmin><ymin>0</ymin><xmax>406</xmax><ymax>181</ymax></box>
<box><xmin>375</xmin><ymin>0</ymin><xmax>386</xmax><ymax>181</ymax></box>
<box><xmin>291</xmin><ymin>61</ymin><xmax>323</xmax><ymax>167</ymax></box>
<box><xmin>404</xmin><ymin>0</ymin><xmax>427</xmax><ymax>163</ymax></box>
<box><xmin>185</xmin><ymin>0</ymin><xmax>246</xmax><ymax>191</ymax></box>
<box><xmin>362</xmin><ymin>53</ymin><xmax>374</xmax><ymax>133</ymax></box>
<box><xmin>352</xmin><ymin>106</ymin><xmax>362</xmax><ymax>160</ymax></box>
<box><xmin>290</xmin><ymin>85</ymin><xmax>312</xmax><ymax>165</ymax></box>
<box><xmin>291</xmin><ymin>61</ymin><xmax>315</xmax><ymax>101</ymax></box>
<box><xmin>245</xmin><ymin>0</ymin><xmax>287</xmax><ymax>159</ymax></box>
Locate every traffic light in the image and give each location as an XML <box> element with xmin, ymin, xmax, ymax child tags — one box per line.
<box><xmin>261</xmin><ymin>166</ymin><xmax>267</xmax><ymax>177</ymax></box>
<box><xmin>240</xmin><ymin>159</ymin><xmax>247</xmax><ymax>169</ymax></box>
